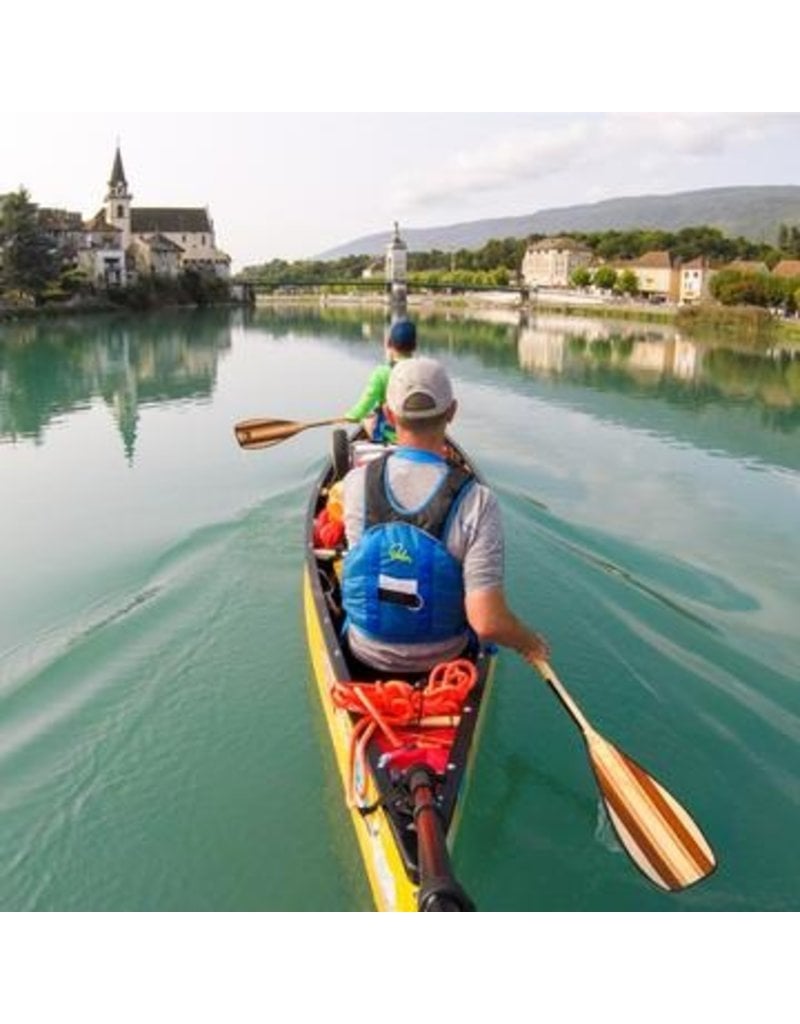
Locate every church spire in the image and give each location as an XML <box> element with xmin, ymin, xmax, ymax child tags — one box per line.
<box><xmin>105</xmin><ymin>144</ymin><xmax>132</xmax><ymax>247</ymax></box>
<box><xmin>108</xmin><ymin>145</ymin><xmax>127</xmax><ymax>190</ymax></box>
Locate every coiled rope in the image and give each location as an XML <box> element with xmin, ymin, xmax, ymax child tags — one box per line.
<box><xmin>330</xmin><ymin>659</ymin><xmax>478</xmax><ymax>807</ymax></box>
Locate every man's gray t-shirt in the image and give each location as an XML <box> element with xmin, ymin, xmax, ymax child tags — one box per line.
<box><xmin>342</xmin><ymin>451</ymin><xmax>504</xmax><ymax>672</ymax></box>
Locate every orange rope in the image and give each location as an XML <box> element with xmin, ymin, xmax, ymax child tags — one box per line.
<box><xmin>331</xmin><ymin>660</ymin><xmax>478</xmax><ymax>807</ymax></box>
<box><xmin>331</xmin><ymin>659</ymin><xmax>477</xmax><ymax>726</ymax></box>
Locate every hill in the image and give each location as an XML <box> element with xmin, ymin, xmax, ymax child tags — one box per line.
<box><xmin>318</xmin><ymin>186</ymin><xmax>800</xmax><ymax>258</ymax></box>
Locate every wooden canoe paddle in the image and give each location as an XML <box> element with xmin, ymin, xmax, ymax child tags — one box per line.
<box><xmin>234</xmin><ymin>416</ymin><xmax>348</xmax><ymax>450</ymax></box>
<box><xmin>533</xmin><ymin>658</ymin><xmax>717</xmax><ymax>892</ymax></box>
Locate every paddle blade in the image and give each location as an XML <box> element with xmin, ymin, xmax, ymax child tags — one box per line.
<box><xmin>234</xmin><ymin>418</ymin><xmax>304</xmax><ymax>449</ymax></box>
<box><xmin>585</xmin><ymin>730</ymin><xmax>716</xmax><ymax>892</ymax></box>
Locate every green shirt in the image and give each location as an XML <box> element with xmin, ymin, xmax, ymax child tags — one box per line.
<box><xmin>346</xmin><ymin>363</ymin><xmax>391</xmax><ymax>421</ymax></box>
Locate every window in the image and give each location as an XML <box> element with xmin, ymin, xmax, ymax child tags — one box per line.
<box><xmin>117</xmin><ymin>205</ymin><xmax>124</xmax><ymax>219</ymax></box>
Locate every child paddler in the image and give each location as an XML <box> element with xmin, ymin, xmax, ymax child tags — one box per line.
<box><xmin>345</xmin><ymin>318</ymin><xmax>417</xmax><ymax>442</ymax></box>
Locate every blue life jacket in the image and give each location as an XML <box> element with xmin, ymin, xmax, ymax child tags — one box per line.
<box><xmin>342</xmin><ymin>451</ymin><xmax>474</xmax><ymax>644</ymax></box>
<box><xmin>369</xmin><ymin>407</ymin><xmax>395</xmax><ymax>444</ymax></box>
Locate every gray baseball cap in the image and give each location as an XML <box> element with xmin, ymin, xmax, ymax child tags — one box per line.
<box><xmin>386</xmin><ymin>356</ymin><xmax>454</xmax><ymax>419</ymax></box>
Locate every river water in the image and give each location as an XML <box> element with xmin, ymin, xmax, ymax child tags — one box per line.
<box><xmin>1</xmin><ymin>305</ymin><xmax>798</xmax><ymax>911</ymax></box>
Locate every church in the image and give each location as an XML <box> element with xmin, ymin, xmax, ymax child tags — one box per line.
<box><xmin>78</xmin><ymin>147</ymin><xmax>231</xmax><ymax>287</ymax></box>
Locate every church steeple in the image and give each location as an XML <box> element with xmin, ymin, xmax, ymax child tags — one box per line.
<box><xmin>105</xmin><ymin>144</ymin><xmax>132</xmax><ymax>248</ymax></box>
<box><xmin>108</xmin><ymin>146</ymin><xmax>128</xmax><ymax>193</ymax></box>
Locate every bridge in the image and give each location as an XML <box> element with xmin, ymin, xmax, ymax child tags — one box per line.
<box><xmin>248</xmin><ymin>280</ymin><xmax>529</xmax><ymax>299</ymax></box>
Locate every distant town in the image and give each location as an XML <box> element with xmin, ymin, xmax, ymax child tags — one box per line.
<box><xmin>0</xmin><ymin>147</ymin><xmax>242</xmax><ymax>314</ymax></box>
<box><xmin>244</xmin><ymin>225</ymin><xmax>800</xmax><ymax>316</ymax></box>
<box><xmin>2</xmin><ymin>152</ymin><xmax>800</xmax><ymax>322</ymax></box>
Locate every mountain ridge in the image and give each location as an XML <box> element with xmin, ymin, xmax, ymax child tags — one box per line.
<box><xmin>317</xmin><ymin>185</ymin><xmax>800</xmax><ymax>259</ymax></box>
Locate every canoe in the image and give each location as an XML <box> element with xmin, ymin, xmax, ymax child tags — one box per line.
<box><xmin>236</xmin><ymin>416</ymin><xmax>717</xmax><ymax>902</ymax></box>
<box><xmin>303</xmin><ymin>432</ymin><xmax>497</xmax><ymax>911</ymax></box>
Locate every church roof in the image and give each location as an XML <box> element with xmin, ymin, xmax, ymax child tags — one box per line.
<box><xmin>527</xmin><ymin>236</ymin><xmax>591</xmax><ymax>253</ymax></box>
<box><xmin>142</xmin><ymin>233</ymin><xmax>184</xmax><ymax>252</ymax></box>
<box><xmin>39</xmin><ymin>208</ymin><xmax>83</xmax><ymax>230</ymax></box>
<box><xmin>131</xmin><ymin>208</ymin><xmax>212</xmax><ymax>233</ymax></box>
<box><xmin>86</xmin><ymin>210</ymin><xmax>122</xmax><ymax>232</ymax></box>
<box><xmin>183</xmin><ymin>248</ymin><xmax>231</xmax><ymax>263</ymax></box>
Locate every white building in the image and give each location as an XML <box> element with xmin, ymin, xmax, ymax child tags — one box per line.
<box><xmin>102</xmin><ymin>147</ymin><xmax>231</xmax><ymax>280</ymax></box>
<box><xmin>521</xmin><ymin>237</ymin><xmax>592</xmax><ymax>288</ymax></box>
<box><xmin>77</xmin><ymin>211</ymin><xmax>127</xmax><ymax>287</ymax></box>
<box><xmin>679</xmin><ymin>257</ymin><xmax>714</xmax><ymax>304</ymax></box>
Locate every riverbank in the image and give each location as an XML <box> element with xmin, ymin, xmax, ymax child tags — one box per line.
<box><xmin>0</xmin><ymin>295</ymin><xmax>250</xmax><ymax>325</ymax></box>
<box><xmin>0</xmin><ymin>274</ymin><xmax>252</xmax><ymax>324</ymax></box>
<box><xmin>253</xmin><ymin>288</ymin><xmax>800</xmax><ymax>347</ymax></box>
<box><xmin>5</xmin><ymin>285</ymin><xmax>799</xmax><ymax>348</ymax></box>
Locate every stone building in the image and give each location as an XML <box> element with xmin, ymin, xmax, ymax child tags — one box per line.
<box><xmin>78</xmin><ymin>210</ymin><xmax>127</xmax><ymax>287</ymax></box>
<box><xmin>98</xmin><ymin>146</ymin><xmax>231</xmax><ymax>282</ymax></box>
<box><xmin>521</xmin><ymin>237</ymin><xmax>592</xmax><ymax>288</ymax></box>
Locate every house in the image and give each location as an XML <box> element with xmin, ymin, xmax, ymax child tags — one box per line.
<box><xmin>101</xmin><ymin>146</ymin><xmax>231</xmax><ymax>280</ymax></box>
<box><xmin>727</xmin><ymin>260</ymin><xmax>770</xmax><ymax>275</ymax></box>
<box><xmin>623</xmin><ymin>250</ymin><xmax>679</xmax><ymax>301</ymax></box>
<box><xmin>130</xmin><ymin>233</ymin><xmax>184</xmax><ymax>278</ymax></box>
<box><xmin>38</xmin><ymin>208</ymin><xmax>85</xmax><ymax>259</ymax></box>
<box><xmin>772</xmin><ymin>260</ymin><xmax>800</xmax><ymax>280</ymax></box>
<box><xmin>361</xmin><ymin>261</ymin><xmax>383</xmax><ymax>280</ymax></box>
<box><xmin>77</xmin><ymin>211</ymin><xmax>127</xmax><ymax>287</ymax></box>
<box><xmin>679</xmin><ymin>256</ymin><xmax>715</xmax><ymax>304</ymax></box>
<box><xmin>521</xmin><ymin>237</ymin><xmax>592</xmax><ymax>288</ymax></box>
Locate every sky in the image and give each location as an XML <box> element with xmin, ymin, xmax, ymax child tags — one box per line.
<box><xmin>1</xmin><ymin>5</ymin><xmax>796</xmax><ymax>272</ymax></box>
<box><xmin>2</xmin><ymin>112</ymin><xmax>798</xmax><ymax>271</ymax></box>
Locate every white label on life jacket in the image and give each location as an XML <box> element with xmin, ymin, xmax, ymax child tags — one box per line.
<box><xmin>377</xmin><ymin>574</ymin><xmax>424</xmax><ymax>610</ymax></box>
<box><xmin>378</xmin><ymin>574</ymin><xmax>418</xmax><ymax>595</ymax></box>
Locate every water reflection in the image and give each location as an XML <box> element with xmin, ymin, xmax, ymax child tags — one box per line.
<box><xmin>517</xmin><ymin>313</ymin><xmax>800</xmax><ymax>430</ymax></box>
<box><xmin>267</xmin><ymin>304</ymin><xmax>800</xmax><ymax>428</ymax></box>
<box><xmin>0</xmin><ymin>310</ymin><xmax>234</xmax><ymax>461</ymax></box>
<box><xmin>2</xmin><ymin>306</ymin><xmax>798</xmax><ymax>467</ymax></box>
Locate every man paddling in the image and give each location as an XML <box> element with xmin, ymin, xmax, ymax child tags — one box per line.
<box><xmin>341</xmin><ymin>356</ymin><xmax>550</xmax><ymax>675</ymax></box>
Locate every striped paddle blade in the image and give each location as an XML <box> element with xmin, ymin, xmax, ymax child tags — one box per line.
<box><xmin>586</xmin><ymin>729</ymin><xmax>716</xmax><ymax>892</ymax></box>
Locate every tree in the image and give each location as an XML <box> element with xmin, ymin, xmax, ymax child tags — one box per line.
<box><xmin>616</xmin><ymin>269</ymin><xmax>639</xmax><ymax>296</ymax></box>
<box><xmin>593</xmin><ymin>265</ymin><xmax>618</xmax><ymax>291</ymax></box>
<box><xmin>571</xmin><ymin>267</ymin><xmax>592</xmax><ymax>288</ymax></box>
<box><xmin>709</xmin><ymin>268</ymin><xmax>777</xmax><ymax>307</ymax></box>
<box><xmin>0</xmin><ymin>188</ymin><xmax>58</xmax><ymax>303</ymax></box>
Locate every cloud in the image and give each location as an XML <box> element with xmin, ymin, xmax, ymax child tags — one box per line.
<box><xmin>394</xmin><ymin>113</ymin><xmax>799</xmax><ymax>211</ymax></box>
<box><xmin>393</xmin><ymin>120</ymin><xmax>591</xmax><ymax>209</ymax></box>
<box><xmin>599</xmin><ymin>112</ymin><xmax>795</xmax><ymax>157</ymax></box>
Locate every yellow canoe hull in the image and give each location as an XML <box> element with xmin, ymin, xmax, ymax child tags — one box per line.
<box><xmin>303</xmin><ymin>564</ymin><xmax>495</xmax><ymax>911</ymax></box>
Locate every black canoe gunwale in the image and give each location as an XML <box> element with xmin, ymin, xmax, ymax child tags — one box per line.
<box><xmin>303</xmin><ymin>430</ymin><xmax>495</xmax><ymax>885</ymax></box>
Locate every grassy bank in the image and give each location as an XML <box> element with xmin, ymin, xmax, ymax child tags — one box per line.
<box><xmin>252</xmin><ymin>290</ymin><xmax>800</xmax><ymax>348</ymax></box>
<box><xmin>531</xmin><ymin>300</ymin><xmax>676</xmax><ymax>324</ymax></box>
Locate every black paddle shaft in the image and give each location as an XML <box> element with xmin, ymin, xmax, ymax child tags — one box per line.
<box><xmin>407</xmin><ymin>767</ymin><xmax>475</xmax><ymax>912</ymax></box>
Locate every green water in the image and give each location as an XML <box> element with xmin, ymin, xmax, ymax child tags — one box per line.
<box><xmin>1</xmin><ymin>306</ymin><xmax>798</xmax><ymax>911</ymax></box>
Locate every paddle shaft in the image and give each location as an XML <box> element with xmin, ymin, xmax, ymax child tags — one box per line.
<box><xmin>533</xmin><ymin>659</ymin><xmax>592</xmax><ymax>735</ymax></box>
<box><xmin>408</xmin><ymin>767</ymin><xmax>474</xmax><ymax>911</ymax></box>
